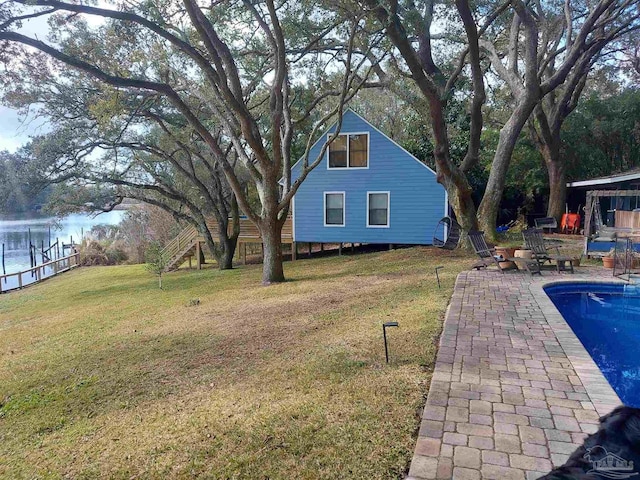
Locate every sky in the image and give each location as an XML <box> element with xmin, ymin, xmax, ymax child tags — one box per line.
<box><xmin>0</xmin><ymin>13</ymin><xmax>52</xmax><ymax>152</ymax></box>
<box><xmin>0</xmin><ymin>106</ymin><xmax>33</xmax><ymax>152</ymax></box>
<box><xmin>0</xmin><ymin>6</ymin><xmax>107</xmax><ymax>153</ymax></box>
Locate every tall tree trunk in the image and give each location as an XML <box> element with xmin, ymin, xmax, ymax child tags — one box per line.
<box><xmin>542</xmin><ymin>138</ymin><xmax>566</xmax><ymax>224</ymax></box>
<box><xmin>478</xmin><ymin>102</ymin><xmax>536</xmax><ymax>240</ymax></box>
<box><xmin>199</xmin><ymin>222</ymin><xmax>237</xmax><ymax>271</ymax></box>
<box><xmin>259</xmin><ymin>179</ymin><xmax>286</xmax><ymax>284</ymax></box>
<box><xmin>219</xmin><ymin>236</ymin><xmax>237</xmax><ymax>270</ymax></box>
<box><xmin>442</xmin><ymin>171</ymin><xmax>478</xmax><ymax>242</ymax></box>
<box><xmin>260</xmin><ymin>218</ymin><xmax>285</xmax><ymax>284</ymax></box>
<box><xmin>426</xmin><ymin>98</ymin><xmax>479</xmax><ymax>246</ymax></box>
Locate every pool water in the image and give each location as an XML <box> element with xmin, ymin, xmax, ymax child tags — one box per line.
<box><xmin>545</xmin><ymin>283</ymin><xmax>640</xmax><ymax>407</ymax></box>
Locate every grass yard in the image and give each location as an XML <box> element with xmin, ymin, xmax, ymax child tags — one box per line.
<box><xmin>0</xmin><ymin>247</ymin><xmax>471</xmax><ymax>479</ymax></box>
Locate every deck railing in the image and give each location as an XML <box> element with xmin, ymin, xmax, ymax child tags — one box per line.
<box><xmin>161</xmin><ymin>216</ymin><xmax>294</xmax><ymax>267</ymax></box>
<box><xmin>0</xmin><ymin>252</ymin><xmax>80</xmax><ymax>293</ymax></box>
<box><xmin>160</xmin><ymin>225</ymin><xmax>199</xmax><ymax>264</ymax></box>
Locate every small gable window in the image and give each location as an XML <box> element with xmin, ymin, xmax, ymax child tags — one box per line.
<box><xmin>367</xmin><ymin>192</ymin><xmax>389</xmax><ymax>228</ymax></box>
<box><xmin>328</xmin><ymin>133</ymin><xmax>368</xmax><ymax>169</ymax></box>
<box><xmin>325</xmin><ymin>192</ymin><xmax>345</xmax><ymax>226</ymax></box>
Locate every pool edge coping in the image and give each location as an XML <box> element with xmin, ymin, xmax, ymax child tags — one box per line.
<box><xmin>529</xmin><ymin>278</ymin><xmax>623</xmax><ymax>417</ymax></box>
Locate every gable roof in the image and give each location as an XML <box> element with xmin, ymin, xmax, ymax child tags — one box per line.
<box><xmin>288</xmin><ymin>108</ymin><xmax>437</xmax><ymax>178</ymax></box>
<box><xmin>567</xmin><ymin>167</ymin><xmax>640</xmax><ymax>188</ymax></box>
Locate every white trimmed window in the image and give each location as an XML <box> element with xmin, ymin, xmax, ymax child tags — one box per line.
<box><xmin>328</xmin><ymin>133</ymin><xmax>369</xmax><ymax>169</ymax></box>
<box><xmin>324</xmin><ymin>192</ymin><xmax>345</xmax><ymax>226</ymax></box>
<box><xmin>367</xmin><ymin>192</ymin><xmax>389</xmax><ymax>228</ymax></box>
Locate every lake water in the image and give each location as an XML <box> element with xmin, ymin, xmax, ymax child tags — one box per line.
<box><xmin>0</xmin><ymin>211</ymin><xmax>125</xmax><ymax>275</ymax></box>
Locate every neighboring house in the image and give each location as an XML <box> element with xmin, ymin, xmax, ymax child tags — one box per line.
<box><xmin>290</xmin><ymin>110</ymin><xmax>447</xmax><ymax>246</ymax></box>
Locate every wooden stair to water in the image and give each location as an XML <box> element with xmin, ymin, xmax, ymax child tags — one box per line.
<box><xmin>161</xmin><ymin>216</ymin><xmax>293</xmax><ymax>271</ymax></box>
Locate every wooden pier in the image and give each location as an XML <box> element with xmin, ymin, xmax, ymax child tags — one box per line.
<box><xmin>0</xmin><ymin>252</ymin><xmax>80</xmax><ymax>293</ymax></box>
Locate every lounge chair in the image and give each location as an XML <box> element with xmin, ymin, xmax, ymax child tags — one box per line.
<box><xmin>522</xmin><ymin>228</ymin><xmax>576</xmax><ymax>273</ymax></box>
<box><xmin>468</xmin><ymin>231</ymin><xmax>540</xmax><ymax>275</ymax></box>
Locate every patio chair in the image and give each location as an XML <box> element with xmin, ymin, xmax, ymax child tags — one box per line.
<box><xmin>522</xmin><ymin>228</ymin><xmax>575</xmax><ymax>273</ymax></box>
<box><xmin>468</xmin><ymin>231</ymin><xmax>540</xmax><ymax>275</ymax></box>
<box><xmin>534</xmin><ymin>216</ymin><xmax>558</xmax><ymax>233</ymax></box>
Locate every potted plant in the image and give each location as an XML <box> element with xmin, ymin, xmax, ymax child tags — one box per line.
<box><xmin>494</xmin><ymin>245</ymin><xmax>517</xmax><ymax>269</ymax></box>
<box><xmin>602</xmin><ymin>248</ymin><xmax>616</xmax><ymax>268</ymax></box>
<box><xmin>513</xmin><ymin>247</ymin><xmax>533</xmax><ymax>270</ymax></box>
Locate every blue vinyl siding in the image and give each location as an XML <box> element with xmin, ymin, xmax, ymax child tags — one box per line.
<box><xmin>291</xmin><ymin>110</ymin><xmax>446</xmax><ymax>245</ymax></box>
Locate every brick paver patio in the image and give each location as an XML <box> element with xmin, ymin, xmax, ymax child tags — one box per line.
<box><xmin>407</xmin><ymin>268</ymin><xmax>622</xmax><ymax>480</ymax></box>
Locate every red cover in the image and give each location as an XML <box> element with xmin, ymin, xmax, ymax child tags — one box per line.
<box><xmin>561</xmin><ymin>213</ymin><xmax>581</xmax><ymax>233</ymax></box>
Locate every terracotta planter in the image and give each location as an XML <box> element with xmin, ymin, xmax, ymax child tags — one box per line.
<box><xmin>513</xmin><ymin>249</ymin><xmax>533</xmax><ymax>270</ymax></box>
<box><xmin>495</xmin><ymin>246</ymin><xmax>516</xmax><ymax>269</ymax></box>
<box><xmin>602</xmin><ymin>256</ymin><xmax>615</xmax><ymax>268</ymax></box>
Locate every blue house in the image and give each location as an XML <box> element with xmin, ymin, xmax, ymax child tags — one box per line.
<box><xmin>290</xmin><ymin>110</ymin><xmax>447</xmax><ymax>246</ymax></box>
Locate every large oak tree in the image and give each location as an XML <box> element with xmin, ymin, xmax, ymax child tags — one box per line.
<box><xmin>478</xmin><ymin>0</ymin><xmax>639</xmax><ymax>237</ymax></box>
<box><xmin>0</xmin><ymin>0</ymin><xmax>376</xmax><ymax>283</ymax></box>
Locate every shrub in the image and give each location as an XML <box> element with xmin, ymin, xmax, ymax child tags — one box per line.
<box><xmin>78</xmin><ymin>240</ymin><xmax>110</xmax><ymax>266</ymax></box>
<box><xmin>145</xmin><ymin>242</ymin><xmax>168</xmax><ymax>289</ymax></box>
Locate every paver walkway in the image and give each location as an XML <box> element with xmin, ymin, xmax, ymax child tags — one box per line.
<box><xmin>408</xmin><ymin>268</ymin><xmax>622</xmax><ymax>480</ymax></box>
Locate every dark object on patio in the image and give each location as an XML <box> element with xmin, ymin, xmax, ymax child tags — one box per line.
<box><xmin>496</xmin><ymin>219</ymin><xmax>516</xmax><ymax>233</ymax></box>
<box><xmin>468</xmin><ymin>231</ymin><xmax>540</xmax><ymax>275</ymax></box>
<box><xmin>433</xmin><ymin>217</ymin><xmax>461</xmax><ymax>250</ymax></box>
<box><xmin>535</xmin><ymin>216</ymin><xmax>558</xmax><ymax>232</ymax></box>
<box><xmin>522</xmin><ymin>228</ymin><xmax>576</xmax><ymax>273</ymax></box>
<box><xmin>538</xmin><ymin>405</ymin><xmax>640</xmax><ymax>480</ymax></box>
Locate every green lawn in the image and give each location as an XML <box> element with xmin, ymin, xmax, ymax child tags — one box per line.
<box><xmin>0</xmin><ymin>247</ymin><xmax>471</xmax><ymax>479</ymax></box>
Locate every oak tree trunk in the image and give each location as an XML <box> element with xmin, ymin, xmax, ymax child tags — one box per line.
<box><xmin>442</xmin><ymin>172</ymin><xmax>479</xmax><ymax>244</ymax></box>
<box><xmin>260</xmin><ymin>219</ymin><xmax>285</xmax><ymax>284</ymax></box>
<box><xmin>219</xmin><ymin>236</ymin><xmax>237</xmax><ymax>270</ymax></box>
<box><xmin>478</xmin><ymin>101</ymin><xmax>536</xmax><ymax>241</ymax></box>
<box><xmin>200</xmin><ymin>223</ymin><xmax>237</xmax><ymax>271</ymax></box>
<box><xmin>259</xmin><ymin>178</ymin><xmax>286</xmax><ymax>284</ymax></box>
<box><xmin>542</xmin><ymin>139</ymin><xmax>566</xmax><ymax>224</ymax></box>
<box><xmin>426</xmin><ymin>97</ymin><xmax>479</xmax><ymax>247</ymax></box>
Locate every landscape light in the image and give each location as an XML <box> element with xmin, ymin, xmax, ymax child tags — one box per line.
<box><xmin>435</xmin><ymin>266</ymin><xmax>444</xmax><ymax>288</ymax></box>
<box><xmin>382</xmin><ymin>321</ymin><xmax>399</xmax><ymax>364</ymax></box>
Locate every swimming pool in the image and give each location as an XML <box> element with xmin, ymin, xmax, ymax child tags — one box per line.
<box><xmin>545</xmin><ymin>283</ymin><xmax>640</xmax><ymax>407</ymax></box>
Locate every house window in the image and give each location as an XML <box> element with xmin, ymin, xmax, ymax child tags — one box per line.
<box><xmin>367</xmin><ymin>192</ymin><xmax>389</xmax><ymax>227</ymax></box>
<box><xmin>325</xmin><ymin>192</ymin><xmax>345</xmax><ymax>226</ymax></box>
<box><xmin>328</xmin><ymin>135</ymin><xmax>348</xmax><ymax>168</ymax></box>
<box><xmin>328</xmin><ymin>133</ymin><xmax>369</xmax><ymax>168</ymax></box>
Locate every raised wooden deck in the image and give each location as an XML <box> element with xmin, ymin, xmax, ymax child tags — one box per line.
<box><xmin>199</xmin><ymin>216</ymin><xmax>293</xmax><ymax>244</ymax></box>
<box><xmin>162</xmin><ymin>216</ymin><xmax>293</xmax><ymax>271</ymax></box>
